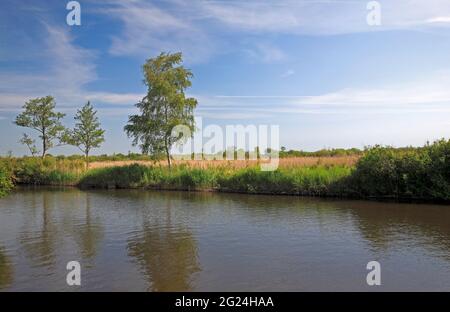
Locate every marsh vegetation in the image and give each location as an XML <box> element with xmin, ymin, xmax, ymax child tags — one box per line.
<box><xmin>1</xmin><ymin>139</ymin><xmax>448</xmax><ymax>202</ymax></box>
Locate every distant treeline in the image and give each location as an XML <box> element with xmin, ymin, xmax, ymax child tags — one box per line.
<box><xmin>278</xmin><ymin>147</ymin><xmax>363</xmax><ymax>157</ymax></box>
<box><xmin>4</xmin><ymin>147</ymin><xmax>365</xmax><ymax>162</ymax></box>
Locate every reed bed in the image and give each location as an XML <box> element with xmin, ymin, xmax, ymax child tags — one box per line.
<box><xmin>88</xmin><ymin>156</ymin><xmax>359</xmax><ymax>170</ymax></box>
<box><xmin>78</xmin><ymin>163</ymin><xmax>351</xmax><ymax>197</ymax></box>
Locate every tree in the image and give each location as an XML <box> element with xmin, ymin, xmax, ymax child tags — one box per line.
<box><xmin>65</xmin><ymin>102</ymin><xmax>105</xmax><ymax>168</ymax></box>
<box><xmin>19</xmin><ymin>134</ymin><xmax>39</xmax><ymax>156</ymax></box>
<box><xmin>15</xmin><ymin>96</ymin><xmax>66</xmax><ymax>158</ymax></box>
<box><xmin>124</xmin><ymin>52</ymin><xmax>197</xmax><ymax>168</ymax></box>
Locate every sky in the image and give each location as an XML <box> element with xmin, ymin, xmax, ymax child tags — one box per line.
<box><xmin>1</xmin><ymin>0</ymin><xmax>450</xmax><ymax>156</ymax></box>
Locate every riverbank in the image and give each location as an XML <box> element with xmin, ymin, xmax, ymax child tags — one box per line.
<box><xmin>0</xmin><ymin>165</ymin><xmax>13</xmax><ymax>197</ymax></box>
<box><xmin>1</xmin><ymin>139</ymin><xmax>449</xmax><ymax>202</ymax></box>
<box><xmin>78</xmin><ymin>164</ymin><xmax>352</xmax><ymax>197</ymax></box>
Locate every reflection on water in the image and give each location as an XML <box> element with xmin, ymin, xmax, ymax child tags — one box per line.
<box><xmin>0</xmin><ymin>247</ymin><xmax>13</xmax><ymax>289</ymax></box>
<box><xmin>342</xmin><ymin>201</ymin><xmax>450</xmax><ymax>256</ymax></box>
<box><xmin>72</xmin><ymin>194</ymin><xmax>103</xmax><ymax>260</ymax></box>
<box><xmin>0</xmin><ymin>187</ymin><xmax>450</xmax><ymax>291</ymax></box>
<box><xmin>127</xmin><ymin>196</ymin><xmax>200</xmax><ymax>291</ymax></box>
<box><xmin>18</xmin><ymin>192</ymin><xmax>57</xmax><ymax>270</ymax></box>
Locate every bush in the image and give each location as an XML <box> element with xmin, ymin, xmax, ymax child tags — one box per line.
<box><xmin>350</xmin><ymin>139</ymin><xmax>450</xmax><ymax>200</ymax></box>
<box><xmin>13</xmin><ymin>157</ymin><xmax>83</xmax><ymax>185</ymax></box>
<box><xmin>217</xmin><ymin>166</ymin><xmax>351</xmax><ymax>196</ymax></box>
<box><xmin>79</xmin><ymin>164</ymin><xmax>219</xmax><ymax>190</ymax></box>
<box><xmin>79</xmin><ymin>164</ymin><xmax>146</xmax><ymax>188</ymax></box>
<box><xmin>0</xmin><ymin>165</ymin><xmax>13</xmax><ymax>197</ymax></box>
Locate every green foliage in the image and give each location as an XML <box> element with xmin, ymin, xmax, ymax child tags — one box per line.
<box><xmin>124</xmin><ymin>52</ymin><xmax>198</xmax><ymax>167</ymax></box>
<box><xmin>15</xmin><ymin>96</ymin><xmax>67</xmax><ymax>158</ymax></box>
<box><xmin>350</xmin><ymin>139</ymin><xmax>450</xmax><ymax>200</ymax></box>
<box><xmin>64</xmin><ymin>102</ymin><xmax>105</xmax><ymax>163</ymax></box>
<box><xmin>0</xmin><ymin>165</ymin><xmax>13</xmax><ymax>197</ymax></box>
<box><xmin>167</xmin><ymin>166</ymin><xmax>217</xmax><ymax>189</ymax></box>
<box><xmin>80</xmin><ymin>164</ymin><xmax>148</xmax><ymax>188</ymax></box>
<box><xmin>19</xmin><ymin>133</ymin><xmax>39</xmax><ymax>156</ymax></box>
<box><xmin>79</xmin><ymin>164</ymin><xmax>219</xmax><ymax>190</ymax></box>
<box><xmin>52</xmin><ymin>153</ymin><xmax>158</xmax><ymax>162</ymax></box>
<box><xmin>279</xmin><ymin>147</ymin><xmax>363</xmax><ymax>158</ymax></box>
<box><xmin>217</xmin><ymin>166</ymin><xmax>351</xmax><ymax>196</ymax></box>
<box><xmin>78</xmin><ymin>163</ymin><xmax>350</xmax><ymax>196</ymax></box>
<box><xmin>12</xmin><ymin>157</ymin><xmax>83</xmax><ymax>185</ymax></box>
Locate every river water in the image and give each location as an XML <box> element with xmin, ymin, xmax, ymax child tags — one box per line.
<box><xmin>0</xmin><ymin>187</ymin><xmax>450</xmax><ymax>291</ymax></box>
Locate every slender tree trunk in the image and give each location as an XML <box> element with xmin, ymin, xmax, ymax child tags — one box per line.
<box><xmin>85</xmin><ymin>151</ymin><xmax>89</xmax><ymax>170</ymax></box>
<box><xmin>163</xmin><ymin>102</ymin><xmax>171</xmax><ymax>169</ymax></box>
<box><xmin>166</xmin><ymin>147</ymin><xmax>171</xmax><ymax>169</ymax></box>
<box><xmin>164</xmin><ymin>138</ymin><xmax>171</xmax><ymax>169</ymax></box>
<box><xmin>41</xmin><ymin>136</ymin><xmax>46</xmax><ymax>159</ymax></box>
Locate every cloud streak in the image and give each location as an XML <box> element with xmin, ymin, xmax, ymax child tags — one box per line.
<box><xmin>104</xmin><ymin>0</ymin><xmax>217</xmax><ymax>63</ymax></box>
<box><xmin>97</xmin><ymin>0</ymin><xmax>450</xmax><ymax>65</ymax></box>
<box><xmin>0</xmin><ymin>23</ymin><xmax>143</xmax><ymax>112</ymax></box>
<box><xmin>200</xmin><ymin>0</ymin><xmax>450</xmax><ymax>34</ymax></box>
<box><xmin>196</xmin><ymin>71</ymin><xmax>450</xmax><ymax>116</ymax></box>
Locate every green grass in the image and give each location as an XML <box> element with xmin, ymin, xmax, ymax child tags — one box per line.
<box><xmin>2</xmin><ymin>156</ymin><xmax>83</xmax><ymax>186</ymax></box>
<box><xmin>79</xmin><ymin>164</ymin><xmax>221</xmax><ymax>190</ymax></box>
<box><xmin>77</xmin><ymin>163</ymin><xmax>351</xmax><ymax>197</ymax></box>
<box><xmin>217</xmin><ymin>166</ymin><xmax>351</xmax><ymax>196</ymax></box>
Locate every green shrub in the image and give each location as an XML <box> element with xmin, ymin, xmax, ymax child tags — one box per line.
<box><xmin>79</xmin><ymin>164</ymin><xmax>147</xmax><ymax>188</ymax></box>
<box><xmin>12</xmin><ymin>157</ymin><xmax>83</xmax><ymax>185</ymax></box>
<box><xmin>350</xmin><ymin>139</ymin><xmax>450</xmax><ymax>200</ymax></box>
<box><xmin>0</xmin><ymin>165</ymin><xmax>13</xmax><ymax>197</ymax></box>
<box><xmin>217</xmin><ymin>166</ymin><xmax>351</xmax><ymax>195</ymax></box>
<box><xmin>79</xmin><ymin>164</ymin><xmax>219</xmax><ymax>190</ymax></box>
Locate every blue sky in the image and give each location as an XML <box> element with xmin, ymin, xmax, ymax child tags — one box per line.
<box><xmin>1</xmin><ymin>0</ymin><xmax>450</xmax><ymax>156</ymax></box>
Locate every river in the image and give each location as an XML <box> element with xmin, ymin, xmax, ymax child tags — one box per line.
<box><xmin>1</xmin><ymin>187</ymin><xmax>450</xmax><ymax>291</ymax></box>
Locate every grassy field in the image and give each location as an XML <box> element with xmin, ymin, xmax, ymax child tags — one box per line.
<box><xmin>1</xmin><ymin>139</ymin><xmax>449</xmax><ymax>202</ymax></box>
<box><xmin>88</xmin><ymin>155</ymin><xmax>359</xmax><ymax>170</ymax></box>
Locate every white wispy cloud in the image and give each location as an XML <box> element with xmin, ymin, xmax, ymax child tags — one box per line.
<box><xmin>425</xmin><ymin>16</ymin><xmax>450</xmax><ymax>24</ymax></box>
<box><xmin>87</xmin><ymin>92</ymin><xmax>143</xmax><ymax>105</ymax></box>
<box><xmin>199</xmin><ymin>0</ymin><xmax>450</xmax><ymax>34</ymax></box>
<box><xmin>291</xmin><ymin>71</ymin><xmax>450</xmax><ymax>107</ymax></box>
<box><xmin>104</xmin><ymin>0</ymin><xmax>217</xmax><ymax>63</ymax></box>
<box><xmin>98</xmin><ymin>0</ymin><xmax>450</xmax><ymax>64</ymax></box>
<box><xmin>0</xmin><ymin>24</ymin><xmax>143</xmax><ymax>112</ymax></box>
<box><xmin>281</xmin><ymin>69</ymin><xmax>295</xmax><ymax>78</ymax></box>
<box><xmin>195</xmin><ymin>71</ymin><xmax>450</xmax><ymax>115</ymax></box>
<box><xmin>197</xmin><ymin>111</ymin><xmax>271</xmax><ymax>120</ymax></box>
<box><xmin>244</xmin><ymin>42</ymin><xmax>286</xmax><ymax>63</ymax></box>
